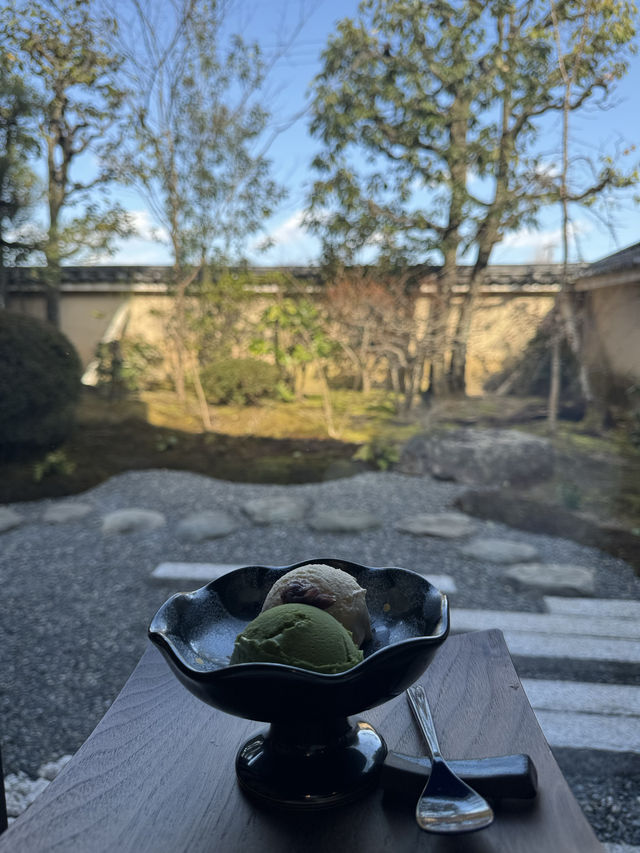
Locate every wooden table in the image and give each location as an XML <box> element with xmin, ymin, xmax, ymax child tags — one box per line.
<box><xmin>0</xmin><ymin>630</ymin><xmax>603</xmax><ymax>852</ymax></box>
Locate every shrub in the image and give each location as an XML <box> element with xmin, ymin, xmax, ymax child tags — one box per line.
<box><xmin>200</xmin><ymin>357</ymin><xmax>280</xmax><ymax>405</ymax></box>
<box><xmin>0</xmin><ymin>311</ymin><xmax>82</xmax><ymax>453</ymax></box>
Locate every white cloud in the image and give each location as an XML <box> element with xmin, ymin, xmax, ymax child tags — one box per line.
<box><xmin>259</xmin><ymin>210</ymin><xmax>309</xmax><ymax>248</ymax></box>
<box><xmin>126</xmin><ymin>210</ymin><xmax>169</xmax><ymax>244</ymax></box>
<box><xmin>494</xmin><ymin>220</ymin><xmax>592</xmax><ymax>262</ymax></box>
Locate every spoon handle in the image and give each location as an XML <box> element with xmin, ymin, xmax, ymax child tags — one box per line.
<box><xmin>407</xmin><ymin>684</ymin><xmax>444</xmax><ymax>761</ymax></box>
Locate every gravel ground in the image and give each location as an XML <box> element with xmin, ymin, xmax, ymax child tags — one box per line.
<box><xmin>1</xmin><ymin>469</ymin><xmax>639</xmax><ymax>844</ymax></box>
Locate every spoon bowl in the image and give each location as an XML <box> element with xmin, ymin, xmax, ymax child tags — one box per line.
<box><xmin>407</xmin><ymin>684</ymin><xmax>494</xmax><ymax>833</ymax></box>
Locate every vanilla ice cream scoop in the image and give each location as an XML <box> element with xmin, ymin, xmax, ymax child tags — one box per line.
<box><xmin>261</xmin><ymin>563</ymin><xmax>372</xmax><ymax>646</ymax></box>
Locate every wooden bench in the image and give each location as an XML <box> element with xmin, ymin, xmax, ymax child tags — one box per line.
<box><xmin>0</xmin><ymin>630</ymin><xmax>603</xmax><ymax>852</ymax></box>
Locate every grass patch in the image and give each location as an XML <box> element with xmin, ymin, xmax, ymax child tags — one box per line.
<box><xmin>2</xmin><ymin>388</ymin><xmax>638</xmax><ymax>537</ymax></box>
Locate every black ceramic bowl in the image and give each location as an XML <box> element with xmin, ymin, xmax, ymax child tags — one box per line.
<box><xmin>149</xmin><ymin>557</ymin><xmax>449</xmax><ymax>722</ymax></box>
<box><xmin>148</xmin><ymin>558</ymin><xmax>449</xmax><ymax>809</ymax></box>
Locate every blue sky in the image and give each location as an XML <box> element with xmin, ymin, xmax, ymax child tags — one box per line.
<box><xmin>104</xmin><ymin>0</ymin><xmax>640</xmax><ymax>268</ymax></box>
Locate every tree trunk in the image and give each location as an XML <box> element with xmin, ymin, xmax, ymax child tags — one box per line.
<box><xmin>547</xmin><ymin>319</ymin><xmax>561</xmax><ymax>433</ymax></box>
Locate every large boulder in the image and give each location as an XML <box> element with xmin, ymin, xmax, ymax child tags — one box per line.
<box><xmin>397</xmin><ymin>428</ymin><xmax>554</xmax><ymax>486</ymax></box>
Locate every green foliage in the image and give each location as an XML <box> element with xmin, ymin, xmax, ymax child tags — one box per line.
<box><xmin>95</xmin><ymin>337</ymin><xmax>165</xmax><ymax>395</ymax></box>
<box><xmin>32</xmin><ymin>449</ymin><xmax>75</xmax><ymax>482</ymax></box>
<box><xmin>307</xmin><ymin>0</ymin><xmax>638</xmax><ymax>397</ymax></box>
<box><xmin>200</xmin><ymin>357</ymin><xmax>280</xmax><ymax>405</ymax></box>
<box><xmin>308</xmin><ymin>0</ymin><xmax>638</xmax><ymax>267</ymax></box>
<box><xmin>353</xmin><ymin>436</ymin><xmax>399</xmax><ymax>471</ymax></box>
<box><xmin>558</xmin><ymin>480</ymin><xmax>582</xmax><ymax>511</ymax></box>
<box><xmin>0</xmin><ymin>47</ymin><xmax>40</xmax><ymax>274</ymax></box>
<box><xmin>252</xmin><ymin>296</ymin><xmax>337</xmax><ymax>393</ymax></box>
<box><xmin>0</xmin><ymin>310</ymin><xmax>82</xmax><ymax>452</ymax></box>
<box><xmin>155</xmin><ymin>433</ymin><xmax>179</xmax><ymax>452</ymax></box>
<box><xmin>2</xmin><ymin>0</ymin><xmax>132</xmax><ymax>324</ymax></box>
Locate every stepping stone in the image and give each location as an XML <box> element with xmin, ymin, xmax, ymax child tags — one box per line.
<box><xmin>520</xmin><ymin>679</ymin><xmax>640</xmax><ymax>753</ymax></box>
<box><xmin>102</xmin><ymin>509</ymin><xmax>166</xmax><ymax>535</ymax></box>
<box><xmin>308</xmin><ymin>509</ymin><xmax>381</xmax><ymax>533</ymax></box>
<box><xmin>406</xmin><ymin>572</ymin><xmax>458</xmax><ymax>595</ymax></box>
<box><xmin>176</xmin><ymin>511</ymin><xmax>238</xmax><ymax>543</ymax></box>
<box><xmin>452</xmin><ymin>608</ymin><xmax>640</xmax><ymax>641</ymax></box>
<box><xmin>451</xmin><ymin>618</ymin><xmax>640</xmax><ymax>664</ymax></box>
<box><xmin>544</xmin><ymin>596</ymin><xmax>640</xmax><ymax>622</ymax></box>
<box><xmin>395</xmin><ymin>511</ymin><xmax>476</xmax><ymax>538</ymax></box>
<box><xmin>0</xmin><ymin>507</ymin><xmax>23</xmax><ymax>533</ymax></box>
<box><xmin>43</xmin><ymin>502</ymin><xmax>93</xmax><ymax>523</ymax></box>
<box><xmin>152</xmin><ymin>562</ymin><xmax>246</xmax><ymax>583</ymax></box>
<box><xmin>458</xmin><ymin>537</ymin><xmax>538</xmax><ymax>564</ymax></box>
<box><xmin>503</xmin><ymin>563</ymin><xmax>595</xmax><ymax>596</ymax></box>
<box><xmin>243</xmin><ymin>496</ymin><xmax>306</xmax><ymax>524</ymax></box>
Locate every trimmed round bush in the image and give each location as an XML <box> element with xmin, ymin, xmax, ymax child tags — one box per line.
<box><xmin>0</xmin><ymin>310</ymin><xmax>82</xmax><ymax>453</ymax></box>
<box><xmin>200</xmin><ymin>357</ymin><xmax>279</xmax><ymax>405</ymax></box>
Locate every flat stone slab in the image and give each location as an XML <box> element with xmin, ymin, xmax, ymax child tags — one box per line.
<box><xmin>544</xmin><ymin>596</ymin><xmax>640</xmax><ymax>622</ymax></box>
<box><xmin>395</xmin><ymin>511</ymin><xmax>476</xmax><ymax>538</ymax></box>
<box><xmin>453</xmin><ymin>608</ymin><xmax>640</xmax><ymax>640</ymax></box>
<box><xmin>43</xmin><ymin>502</ymin><xmax>93</xmax><ymax>523</ymax></box>
<box><xmin>504</xmin><ymin>563</ymin><xmax>595</xmax><ymax>596</ymax></box>
<box><xmin>405</xmin><ymin>572</ymin><xmax>458</xmax><ymax>595</ymax></box>
<box><xmin>102</xmin><ymin>509</ymin><xmax>166</xmax><ymax>534</ymax></box>
<box><xmin>152</xmin><ymin>562</ymin><xmax>246</xmax><ymax>582</ymax></box>
<box><xmin>451</xmin><ymin>619</ymin><xmax>640</xmax><ymax>664</ymax></box>
<box><xmin>458</xmin><ymin>537</ymin><xmax>539</xmax><ymax>564</ymax></box>
<box><xmin>521</xmin><ymin>679</ymin><xmax>640</xmax><ymax>718</ymax></box>
<box><xmin>531</xmin><ymin>707</ymin><xmax>639</xmax><ymax>753</ymax></box>
<box><xmin>242</xmin><ymin>496</ymin><xmax>307</xmax><ymax>524</ymax></box>
<box><xmin>521</xmin><ymin>679</ymin><xmax>640</xmax><ymax>753</ymax></box>
<box><xmin>176</xmin><ymin>511</ymin><xmax>238</xmax><ymax>542</ymax></box>
<box><xmin>0</xmin><ymin>507</ymin><xmax>23</xmax><ymax>533</ymax></box>
<box><xmin>308</xmin><ymin>509</ymin><xmax>381</xmax><ymax>532</ymax></box>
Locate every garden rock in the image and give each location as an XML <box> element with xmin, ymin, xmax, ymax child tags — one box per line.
<box><xmin>38</xmin><ymin>754</ymin><xmax>72</xmax><ymax>781</ymax></box>
<box><xmin>459</xmin><ymin>538</ymin><xmax>539</xmax><ymax>564</ymax></box>
<box><xmin>397</xmin><ymin>428</ymin><xmax>554</xmax><ymax>486</ymax></box>
<box><xmin>176</xmin><ymin>510</ymin><xmax>238</xmax><ymax>542</ymax></box>
<box><xmin>395</xmin><ymin>511</ymin><xmax>477</xmax><ymax>538</ymax></box>
<box><xmin>4</xmin><ymin>771</ymin><xmax>50</xmax><ymax>818</ymax></box>
<box><xmin>43</xmin><ymin>502</ymin><xmax>93</xmax><ymax>523</ymax></box>
<box><xmin>242</xmin><ymin>496</ymin><xmax>306</xmax><ymax>524</ymax></box>
<box><xmin>308</xmin><ymin>508</ymin><xmax>381</xmax><ymax>533</ymax></box>
<box><xmin>503</xmin><ymin>563</ymin><xmax>596</xmax><ymax>596</ymax></box>
<box><xmin>102</xmin><ymin>508</ymin><xmax>166</xmax><ymax>535</ymax></box>
<box><xmin>0</xmin><ymin>507</ymin><xmax>23</xmax><ymax>533</ymax></box>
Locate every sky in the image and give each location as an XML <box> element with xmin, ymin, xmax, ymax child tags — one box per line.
<box><xmin>99</xmin><ymin>0</ymin><xmax>640</xmax><ymax>268</ymax></box>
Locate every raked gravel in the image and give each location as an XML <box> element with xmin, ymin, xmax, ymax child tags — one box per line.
<box><xmin>1</xmin><ymin>469</ymin><xmax>639</xmax><ymax>845</ymax></box>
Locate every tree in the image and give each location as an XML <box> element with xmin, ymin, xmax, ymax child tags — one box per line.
<box><xmin>252</xmin><ymin>287</ymin><xmax>340</xmax><ymax>436</ymax></box>
<box><xmin>324</xmin><ymin>267</ymin><xmax>426</xmax><ymax>409</ymax></box>
<box><xmin>308</xmin><ymin>0</ymin><xmax>638</xmax><ymax>401</ymax></box>
<box><xmin>544</xmin><ymin>0</ymin><xmax>638</xmax><ymax>429</ymax></box>
<box><xmin>0</xmin><ymin>49</ymin><xmax>40</xmax><ymax>307</ymax></box>
<box><xmin>116</xmin><ymin>0</ymin><xmax>286</xmax><ymax>417</ymax></box>
<box><xmin>2</xmin><ymin>0</ymin><xmax>132</xmax><ymax>327</ymax></box>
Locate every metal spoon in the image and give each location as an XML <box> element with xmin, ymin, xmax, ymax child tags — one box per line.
<box><xmin>406</xmin><ymin>684</ymin><xmax>494</xmax><ymax>833</ymax></box>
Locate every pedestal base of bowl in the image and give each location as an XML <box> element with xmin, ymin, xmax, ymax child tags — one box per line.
<box><xmin>235</xmin><ymin>717</ymin><xmax>387</xmax><ymax>810</ymax></box>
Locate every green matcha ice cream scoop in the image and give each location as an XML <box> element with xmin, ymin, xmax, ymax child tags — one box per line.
<box><xmin>230</xmin><ymin>603</ymin><xmax>364</xmax><ymax>674</ymax></box>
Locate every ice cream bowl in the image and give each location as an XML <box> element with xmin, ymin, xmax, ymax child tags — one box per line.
<box><xmin>148</xmin><ymin>558</ymin><xmax>449</xmax><ymax>810</ymax></box>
